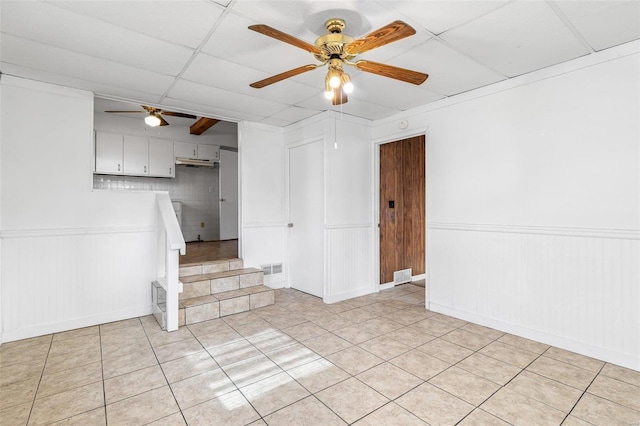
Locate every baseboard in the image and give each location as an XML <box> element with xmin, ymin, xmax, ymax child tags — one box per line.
<box><xmin>0</xmin><ymin>306</ymin><xmax>154</xmax><ymax>344</ymax></box>
<box><xmin>430</xmin><ymin>303</ymin><xmax>640</xmax><ymax>372</ymax></box>
<box><xmin>380</xmin><ymin>274</ymin><xmax>425</xmax><ymax>291</ymax></box>
<box><xmin>324</xmin><ymin>286</ymin><xmax>372</xmax><ymax>304</ymax></box>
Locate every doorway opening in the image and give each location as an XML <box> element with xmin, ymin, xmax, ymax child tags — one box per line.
<box><xmin>378</xmin><ymin>135</ymin><xmax>426</xmax><ymax>287</ymax></box>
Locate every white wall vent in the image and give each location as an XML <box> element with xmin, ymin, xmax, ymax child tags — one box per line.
<box><xmin>261</xmin><ymin>263</ymin><xmax>284</xmax><ymax>276</ymax></box>
<box><xmin>393</xmin><ymin>268</ymin><xmax>412</xmax><ymax>285</ymax></box>
<box><xmin>261</xmin><ymin>265</ymin><xmax>272</xmax><ymax>276</ymax></box>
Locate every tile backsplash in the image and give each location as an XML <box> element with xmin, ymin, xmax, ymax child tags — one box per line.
<box><xmin>93</xmin><ymin>166</ymin><xmax>220</xmax><ymax>242</ymax></box>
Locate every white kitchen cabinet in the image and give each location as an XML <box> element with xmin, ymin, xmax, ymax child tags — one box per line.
<box><xmin>197</xmin><ymin>144</ymin><xmax>220</xmax><ymax>161</ymax></box>
<box><xmin>174</xmin><ymin>141</ymin><xmax>198</xmax><ymax>159</ymax></box>
<box><xmin>174</xmin><ymin>141</ymin><xmax>220</xmax><ymax>160</ymax></box>
<box><xmin>149</xmin><ymin>138</ymin><xmax>175</xmax><ymax>177</ymax></box>
<box><xmin>95</xmin><ymin>132</ymin><xmax>123</xmax><ymax>174</ymax></box>
<box><xmin>123</xmin><ymin>135</ymin><xmax>149</xmax><ymax>176</ymax></box>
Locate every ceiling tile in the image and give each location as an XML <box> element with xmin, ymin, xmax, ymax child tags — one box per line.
<box><xmin>181</xmin><ymin>53</ymin><xmax>320</xmax><ymax>104</ymax></box>
<box><xmin>231</xmin><ymin>0</ymin><xmax>396</xmax><ymax>39</ymax></box>
<box><xmin>554</xmin><ymin>0</ymin><xmax>640</xmax><ymax>51</ymax></box>
<box><xmin>348</xmin><ymin>73</ymin><xmax>445</xmax><ymax>110</ymax></box>
<box><xmin>0</xmin><ymin>62</ymin><xmax>164</xmax><ymax>107</ymax></box>
<box><xmin>390</xmin><ymin>40</ymin><xmax>506</xmax><ymax>96</ymax></box>
<box><xmin>440</xmin><ymin>0</ymin><xmax>590</xmax><ymax>77</ymax></box>
<box><xmin>181</xmin><ymin>53</ymin><xmax>266</xmax><ymax>92</ymax></box>
<box><xmin>266</xmin><ymin>106</ymin><xmax>324</xmax><ymax>123</ymax></box>
<box><xmin>167</xmin><ymin>80</ymin><xmax>288</xmax><ymax>117</ymax></box>
<box><xmin>161</xmin><ymin>97</ymin><xmax>264</xmax><ymax>122</ymax></box>
<box><xmin>2</xmin><ymin>2</ymin><xmax>194</xmax><ymax>75</ymax></box>
<box><xmin>296</xmin><ymin>94</ymin><xmax>397</xmax><ymax>121</ymax></box>
<box><xmin>393</xmin><ymin>0</ymin><xmax>510</xmax><ymax>34</ymax></box>
<box><xmin>50</xmin><ymin>0</ymin><xmax>224</xmax><ymax>49</ymax></box>
<box><xmin>201</xmin><ymin>11</ymin><xmax>313</xmax><ymax>75</ymax></box>
<box><xmin>1</xmin><ymin>34</ymin><xmax>175</xmax><ymax>95</ymax></box>
<box><xmin>257</xmin><ymin>117</ymin><xmax>293</xmax><ymax>126</ymax></box>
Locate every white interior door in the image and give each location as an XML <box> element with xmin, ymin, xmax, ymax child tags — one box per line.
<box><xmin>289</xmin><ymin>140</ymin><xmax>324</xmax><ymax>297</ymax></box>
<box><xmin>219</xmin><ymin>149</ymin><xmax>238</xmax><ymax>240</ymax></box>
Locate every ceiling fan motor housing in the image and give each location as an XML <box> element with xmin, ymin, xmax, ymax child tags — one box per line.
<box><xmin>314</xmin><ymin>18</ymin><xmax>356</xmax><ymax>62</ymax></box>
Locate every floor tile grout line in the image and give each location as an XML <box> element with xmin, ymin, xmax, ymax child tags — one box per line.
<box><xmin>24</xmin><ymin>334</ymin><xmax>53</xmax><ymax>425</ymax></box>
<box><xmin>99</xmin><ymin>323</ymin><xmax>108</xmax><ymax>425</ymax></box>
<box><xmin>276</xmin><ymin>309</ymin><xmax>432</xmax><ymax>422</ymax></box>
<box><xmin>464</xmin><ymin>347</ymin><xmax>556</xmax><ymax>425</ymax></box>
<box><xmin>424</xmin><ymin>329</ymin><xmax>545</xmax><ymax>425</ymax></box>
<box><xmin>138</xmin><ymin>316</ymin><xmax>189</xmax><ymax>425</ymax></box>
<box><xmin>563</xmin><ymin>362</ymin><xmax>640</xmax><ymax>423</ymax></box>
<box><xmin>561</xmin><ymin>362</ymin><xmax>606</xmax><ymax>425</ymax></box>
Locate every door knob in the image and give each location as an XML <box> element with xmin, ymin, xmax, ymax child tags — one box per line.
<box><xmin>220</xmin><ymin>198</ymin><xmax>226</xmax><ymax>202</ymax></box>
<box><xmin>288</xmin><ymin>223</ymin><xmax>293</xmax><ymax>227</ymax></box>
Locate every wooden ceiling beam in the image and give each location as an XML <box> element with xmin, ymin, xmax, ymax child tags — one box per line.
<box><xmin>190</xmin><ymin>117</ymin><xmax>220</xmax><ymax>135</ymax></box>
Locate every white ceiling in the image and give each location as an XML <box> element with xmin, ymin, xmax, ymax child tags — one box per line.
<box><xmin>2</xmin><ymin>0</ymin><xmax>639</xmax><ymax>126</ymax></box>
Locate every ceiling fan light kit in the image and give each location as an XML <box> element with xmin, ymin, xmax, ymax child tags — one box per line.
<box><xmin>105</xmin><ymin>105</ymin><xmax>198</xmax><ymax>129</ymax></box>
<box><xmin>144</xmin><ymin>113</ymin><xmax>162</xmax><ymax>127</ymax></box>
<box><xmin>249</xmin><ymin>17</ymin><xmax>428</xmax><ymax>105</ymax></box>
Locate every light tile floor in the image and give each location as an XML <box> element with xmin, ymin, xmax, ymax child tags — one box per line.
<box><xmin>1</xmin><ymin>285</ymin><xmax>639</xmax><ymax>425</ymax></box>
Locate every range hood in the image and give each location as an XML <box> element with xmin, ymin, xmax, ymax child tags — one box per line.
<box><xmin>175</xmin><ymin>157</ymin><xmax>215</xmax><ymax>168</ymax></box>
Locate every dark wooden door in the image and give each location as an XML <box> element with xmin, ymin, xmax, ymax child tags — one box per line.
<box><xmin>379</xmin><ymin>135</ymin><xmax>425</xmax><ymax>284</ymax></box>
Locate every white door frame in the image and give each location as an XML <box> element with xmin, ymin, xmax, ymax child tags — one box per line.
<box><xmin>372</xmin><ymin>128</ymin><xmax>430</xmax><ymax>308</ymax></box>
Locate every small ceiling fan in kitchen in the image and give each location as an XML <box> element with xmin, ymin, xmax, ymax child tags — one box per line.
<box><xmin>105</xmin><ymin>105</ymin><xmax>197</xmax><ymax>127</ymax></box>
<box><xmin>248</xmin><ymin>18</ymin><xmax>429</xmax><ymax>105</ymax></box>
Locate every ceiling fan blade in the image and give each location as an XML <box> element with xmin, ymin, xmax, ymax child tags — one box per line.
<box><xmin>250</xmin><ymin>64</ymin><xmax>319</xmax><ymax>88</ymax></box>
<box><xmin>158</xmin><ymin>115</ymin><xmax>170</xmax><ymax>126</ymax></box>
<box><xmin>190</xmin><ymin>117</ymin><xmax>220</xmax><ymax>135</ymax></box>
<box><xmin>355</xmin><ymin>60</ymin><xmax>428</xmax><ymax>85</ymax></box>
<box><xmin>332</xmin><ymin>87</ymin><xmax>348</xmax><ymax>105</ymax></box>
<box><xmin>345</xmin><ymin>20</ymin><xmax>416</xmax><ymax>55</ymax></box>
<box><xmin>249</xmin><ymin>24</ymin><xmax>321</xmax><ymax>54</ymax></box>
<box><xmin>105</xmin><ymin>110</ymin><xmax>146</xmax><ymax>113</ymax></box>
<box><xmin>161</xmin><ymin>111</ymin><xmax>197</xmax><ymax>119</ymax></box>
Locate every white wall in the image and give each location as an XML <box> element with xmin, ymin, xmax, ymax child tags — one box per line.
<box><xmin>240</xmin><ymin>113</ymin><xmax>374</xmax><ymax>300</ymax></box>
<box><xmin>0</xmin><ymin>76</ymin><xmax>160</xmax><ymax>342</ymax></box>
<box><xmin>373</xmin><ymin>45</ymin><xmax>640</xmax><ymax>370</ymax></box>
<box><xmin>283</xmin><ymin>112</ymin><xmax>374</xmax><ymax>302</ymax></box>
<box><xmin>322</xmin><ymin>114</ymin><xmax>374</xmax><ymax>302</ymax></box>
<box><xmin>238</xmin><ymin>122</ymin><xmax>287</xmax><ymax>288</ymax></box>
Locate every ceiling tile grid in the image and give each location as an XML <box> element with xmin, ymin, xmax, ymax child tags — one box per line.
<box><xmin>1</xmin><ymin>0</ymin><xmax>638</xmax><ymax>126</ymax></box>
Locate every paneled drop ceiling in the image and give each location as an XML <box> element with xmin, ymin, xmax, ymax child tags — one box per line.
<box><xmin>1</xmin><ymin>1</ymin><xmax>638</xmax><ymax>126</ymax></box>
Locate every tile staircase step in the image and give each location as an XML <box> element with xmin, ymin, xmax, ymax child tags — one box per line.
<box><xmin>179</xmin><ymin>268</ymin><xmax>264</xmax><ymax>301</ymax></box>
<box><xmin>178</xmin><ymin>285</ymin><xmax>274</xmax><ymax>326</ymax></box>
<box><xmin>179</xmin><ymin>258</ymin><xmax>243</xmax><ymax>278</ymax></box>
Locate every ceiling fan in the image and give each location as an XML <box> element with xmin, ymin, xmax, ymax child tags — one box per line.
<box><xmin>105</xmin><ymin>105</ymin><xmax>197</xmax><ymax>127</ymax></box>
<box><xmin>249</xmin><ymin>18</ymin><xmax>429</xmax><ymax>105</ymax></box>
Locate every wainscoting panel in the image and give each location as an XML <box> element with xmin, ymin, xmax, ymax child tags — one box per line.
<box><xmin>1</xmin><ymin>228</ymin><xmax>157</xmax><ymax>342</ymax></box>
<box><xmin>325</xmin><ymin>225</ymin><xmax>374</xmax><ymax>303</ymax></box>
<box><xmin>428</xmin><ymin>223</ymin><xmax>639</xmax><ymax>370</ymax></box>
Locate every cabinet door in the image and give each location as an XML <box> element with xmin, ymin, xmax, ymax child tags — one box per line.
<box><xmin>149</xmin><ymin>138</ymin><xmax>175</xmax><ymax>177</ymax></box>
<box><xmin>123</xmin><ymin>135</ymin><xmax>149</xmax><ymax>175</ymax></box>
<box><xmin>174</xmin><ymin>141</ymin><xmax>197</xmax><ymax>158</ymax></box>
<box><xmin>95</xmin><ymin>132</ymin><xmax>123</xmax><ymax>174</ymax></box>
<box><xmin>197</xmin><ymin>144</ymin><xmax>220</xmax><ymax>161</ymax></box>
